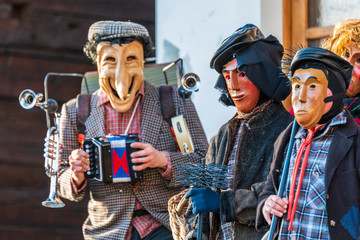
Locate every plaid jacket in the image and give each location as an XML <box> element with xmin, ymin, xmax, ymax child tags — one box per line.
<box><xmin>57</xmin><ymin>81</ymin><xmax>208</xmax><ymax>240</ymax></box>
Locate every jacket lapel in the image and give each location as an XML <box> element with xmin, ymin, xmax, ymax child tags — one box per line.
<box><xmin>325</xmin><ymin>115</ymin><xmax>357</xmax><ymax>191</ymax></box>
<box><xmin>85</xmin><ymin>93</ymin><xmax>106</xmax><ymax>138</ymax></box>
<box><xmin>141</xmin><ymin>82</ymin><xmax>163</xmax><ymax>147</ymax></box>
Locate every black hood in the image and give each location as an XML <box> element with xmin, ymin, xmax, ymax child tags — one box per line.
<box><xmin>210</xmin><ymin>24</ymin><xmax>291</xmax><ymax>105</ymax></box>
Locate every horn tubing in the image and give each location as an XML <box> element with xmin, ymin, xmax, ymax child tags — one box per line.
<box><xmin>44</xmin><ymin>72</ymin><xmax>84</xmax><ymax>128</ymax></box>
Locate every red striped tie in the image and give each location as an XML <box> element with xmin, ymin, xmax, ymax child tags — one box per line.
<box><xmin>287</xmin><ymin>124</ymin><xmax>324</xmax><ymax>230</ymax></box>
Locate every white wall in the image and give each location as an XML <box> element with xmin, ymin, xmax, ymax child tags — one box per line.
<box><xmin>156</xmin><ymin>0</ymin><xmax>282</xmax><ymax>141</ymax></box>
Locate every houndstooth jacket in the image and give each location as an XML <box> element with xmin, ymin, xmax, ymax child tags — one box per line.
<box><xmin>57</xmin><ymin>81</ymin><xmax>208</xmax><ymax>240</ymax></box>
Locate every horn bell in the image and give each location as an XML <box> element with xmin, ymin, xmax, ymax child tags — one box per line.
<box><xmin>181</xmin><ymin>73</ymin><xmax>200</xmax><ymax>92</ymax></box>
<box><xmin>19</xmin><ymin>89</ymin><xmax>39</xmax><ymax>109</ymax></box>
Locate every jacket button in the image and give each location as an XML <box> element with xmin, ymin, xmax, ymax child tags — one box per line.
<box><xmin>133</xmin><ymin>187</ymin><xmax>139</xmax><ymax>194</ymax></box>
<box><xmin>326</xmin><ymin>194</ymin><xmax>329</xmax><ymax>199</ymax></box>
<box><xmin>128</xmin><ymin>212</ymin><xmax>132</xmax><ymax>217</ymax></box>
<box><xmin>330</xmin><ymin>220</ymin><xmax>336</xmax><ymax>226</ymax></box>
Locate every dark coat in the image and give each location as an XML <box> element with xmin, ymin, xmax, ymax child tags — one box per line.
<box><xmin>256</xmin><ymin>111</ymin><xmax>360</xmax><ymax>240</ymax></box>
<box><xmin>199</xmin><ymin>103</ymin><xmax>293</xmax><ymax>240</ymax></box>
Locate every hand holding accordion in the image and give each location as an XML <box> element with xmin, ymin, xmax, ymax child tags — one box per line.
<box><xmin>83</xmin><ymin>134</ymin><xmax>143</xmax><ymax>183</ymax></box>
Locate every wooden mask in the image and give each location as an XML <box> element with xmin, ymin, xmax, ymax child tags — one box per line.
<box><xmin>97</xmin><ymin>41</ymin><xmax>144</xmax><ymax>112</ymax></box>
<box><xmin>291</xmin><ymin>68</ymin><xmax>333</xmax><ymax>129</ymax></box>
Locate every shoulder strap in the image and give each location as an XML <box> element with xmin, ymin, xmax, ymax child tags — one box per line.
<box><xmin>159</xmin><ymin>85</ymin><xmax>176</xmax><ymax>126</ymax></box>
<box><xmin>76</xmin><ymin>88</ymin><xmax>176</xmax><ymax>136</ymax></box>
<box><xmin>76</xmin><ymin>93</ymin><xmax>91</xmax><ymax>144</ymax></box>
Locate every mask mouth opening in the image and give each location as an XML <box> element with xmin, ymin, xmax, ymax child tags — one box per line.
<box><xmin>109</xmin><ymin>76</ymin><xmax>135</xmax><ymax>99</ymax></box>
<box><xmin>128</xmin><ymin>76</ymin><xmax>135</xmax><ymax>94</ymax></box>
<box><xmin>109</xmin><ymin>78</ymin><xmax>119</xmax><ymax>98</ymax></box>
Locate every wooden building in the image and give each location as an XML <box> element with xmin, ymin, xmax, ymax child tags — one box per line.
<box><xmin>0</xmin><ymin>1</ymin><xmax>155</xmax><ymax>239</ymax></box>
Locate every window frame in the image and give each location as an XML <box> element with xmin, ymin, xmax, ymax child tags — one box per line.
<box><xmin>282</xmin><ymin>0</ymin><xmax>334</xmax><ymax>49</ymax></box>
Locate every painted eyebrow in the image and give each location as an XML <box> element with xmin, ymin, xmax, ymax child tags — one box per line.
<box><xmin>306</xmin><ymin>76</ymin><xmax>320</xmax><ymax>82</ymax></box>
<box><xmin>293</xmin><ymin>75</ymin><xmax>319</xmax><ymax>82</ymax></box>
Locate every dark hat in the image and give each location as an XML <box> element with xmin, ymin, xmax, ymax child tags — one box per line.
<box><xmin>88</xmin><ymin>20</ymin><xmax>150</xmax><ymax>42</ymax></box>
<box><xmin>290</xmin><ymin>47</ymin><xmax>353</xmax><ymax>89</ymax></box>
<box><xmin>210</xmin><ymin>24</ymin><xmax>264</xmax><ymax>73</ymax></box>
<box><xmin>210</xmin><ymin>24</ymin><xmax>291</xmax><ymax>105</ymax></box>
<box><xmin>290</xmin><ymin>47</ymin><xmax>353</xmax><ymax>124</ymax></box>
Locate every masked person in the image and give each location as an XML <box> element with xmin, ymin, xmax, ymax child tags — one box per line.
<box><xmin>57</xmin><ymin>21</ymin><xmax>208</xmax><ymax>240</ymax></box>
<box><xmin>322</xmin><ymin>19</ymin><xmax>360</xmax><ymax>123</ymax></box>
<box><xmin>256</xmin><ymin>47</ymin><xmax>360</xmax><ymax>239</ymax></box>
<box><xmin>176</xmin><ymin>24</ymin><xmax>293</xmax><ymax>240</ymax></box>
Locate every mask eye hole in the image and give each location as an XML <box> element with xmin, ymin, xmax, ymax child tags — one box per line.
<box><xmin>127</xmin><ymin>56</ymin><xmax>136</xmax><ymax>61</ymax></box>
<box><xmin>309</xmin><ymin>84</ymin><xmax>317</xmax><ymax>89</ymax></box>
<box><xmin>105</xmin><ymin>56</ymin><xmax>116</xmax><ymax>62</ymax></box>
<box><xmin>355</xmin><ymin>57</ymin><xmax>360</xmax><ymax>66</ymax></box>
<box><xmin>238</xmin><ymin>71</ymin><xmax>246</xmax><ymax>77</ymax></box>
<box><xmin>343</xmin><ymin>51</ymin><xmax>351</xmax><ymax>60</ymax></box>
<box><xmin>293</xmin><ymin>83</ymin><xmax>301</xmax><ymax>89</ymax></box>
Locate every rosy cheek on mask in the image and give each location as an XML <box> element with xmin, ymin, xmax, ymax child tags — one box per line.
<box><xmin>353</xmin><ymin>64</ymin><xmax>360</xmax><ymax>80</ymax></box>
<box><xmin>323</xmin><ymin>88</ymin><xmax>333</xmax><ymax>115</ymax></box>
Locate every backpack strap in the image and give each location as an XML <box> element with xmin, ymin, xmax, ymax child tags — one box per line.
<box><xmin>76</xmin><ymin>93</ymin><xmax>91</xmax><ymax>145</ymax></box>
<box><xmin>159</xmin><ymin>85</ymin><xmax>176</xmax><ymax>126</ymax></box>
<box><xmin>159</xmin><ymin>85</ymin><xmax>181</xmax><ymax>152</ymax></box>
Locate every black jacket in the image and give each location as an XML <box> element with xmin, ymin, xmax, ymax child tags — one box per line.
<box><xmin>256</xmin><ymin>111</ymin><xmax>360</xmax><ymax>240</ymax></box>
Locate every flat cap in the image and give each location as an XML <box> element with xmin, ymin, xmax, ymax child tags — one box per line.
<box><xmin>290</xmin><ymin>47</ymin><xmax>353</xmax><ymax>89</ymax></box>
<box><xmin>88</xmin><ymin>20</ymin><xmax>150</xmax><ymax>41</ymax></box>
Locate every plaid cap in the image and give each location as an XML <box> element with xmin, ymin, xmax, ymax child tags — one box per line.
<box><xmin>88</xmin><ymin>20</ymin><xmax>150</xmax><ymax>41</ymax></box>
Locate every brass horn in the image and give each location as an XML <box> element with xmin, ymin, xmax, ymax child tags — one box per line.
<box><xmin>181</xmin><ymin>73</ymin><xmax>200</xmax><ymax>93</ymax></box>
<box><xmin>18</xmin><ymin>72</ymin><xmax>84</xmax><ymax>208</ymax></box>
<box><xmin>178</xmin><ymin>73</ymin><xmax>200</xmax><ymax>98</ymax></box>
<box><xmin>19</xmin><ymin>89</ymin><xmax>43</xmax><ymax>110</ymax></box>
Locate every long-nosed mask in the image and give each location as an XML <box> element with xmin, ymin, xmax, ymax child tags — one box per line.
<box><xmin>97</xmin><ymin>41</ymin><xmax>144</xmax><ymax>112</ymax></box>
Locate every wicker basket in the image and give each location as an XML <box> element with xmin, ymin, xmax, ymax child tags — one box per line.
<box><xmin>168</xmin><ymin>189</ymin><xmax>191</xmax><ymax>240</ymax></box>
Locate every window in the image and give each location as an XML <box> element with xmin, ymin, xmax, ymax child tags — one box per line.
<box><xmin>283</xmin><ymin>0</ymin><xmax>360</xmax><ymax>49</ymax></box>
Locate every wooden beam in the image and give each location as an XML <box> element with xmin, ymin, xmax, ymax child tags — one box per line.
<box><xmin>282</xmin><ymin>0</ymin><xmax>292</xmax><ymax>49</ymax></box>
<box><xmin>305</xmin><ymin>26</ymin><xmax>334</xmax><ymax>40</ymax></box>
<box><xmin>291</xmin><ymin>0</ymin><xmax>308</xmax><ymax>47</ymax></box>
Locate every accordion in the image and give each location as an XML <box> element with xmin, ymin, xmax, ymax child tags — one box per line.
<box><xmin>83</xmin><ymin>134</ymin><xmax>143</xmax><ymax>183</ymax></box>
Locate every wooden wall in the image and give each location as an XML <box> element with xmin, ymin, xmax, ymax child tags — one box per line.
<box><xmin>0</xmin><ymin>1</ymin><xmax>155</xmax><ymax>239</ymax></box>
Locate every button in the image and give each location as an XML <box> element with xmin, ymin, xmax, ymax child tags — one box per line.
<box><xmin>330</xmin><ymin>220</ymin><xmax>336</xmax><ymax>226</ymax></box>
<box><xmin>128</xmin><ymin>212</ymin><xmax>132</xmax><ymax>217</ymax></box>
<box><xmin>326</xmin><ymin>194</ymin><xmax>329</xmax><ymax>199</ymax></box>
<box><xmin>133</xmin><ymin>187</ymin><xmax>139</xmax><ymax>194</ymax></box>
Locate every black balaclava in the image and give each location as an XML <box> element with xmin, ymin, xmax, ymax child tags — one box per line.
<box><xmin>210</xmin><ymin>24</ymin><xmax>291</xmax><ymax>106</ymax></box>
<box><xmin>290</xmin><ymin>47</ymin><xmax>353</xmax><ymax>124</ymax></box>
